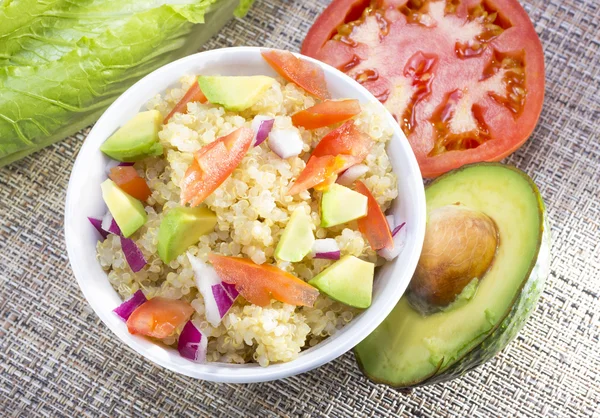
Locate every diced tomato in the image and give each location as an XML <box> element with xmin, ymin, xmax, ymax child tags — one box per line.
<box><xmin>288</xmin><ymin>154</ymin><xmax>355</xmax><ymax>195</ymax></box>
<box><xmin>208</xmin><ymin>254</ymin><xmax>319</xmax><ymax>307</ymax></box>
<box><xmin>292</xmin><ymin>99</ymin><xmax>361</xmax><ymax>129</ymax></box>
<box><xmin>180</xmin><ymin>127</ymin><xmax>253</xmax><ymax>207</ymax></box>
<box><xmin>312</xmin><ymin>120</ymin><xmax>371</xmax><ymax>160</ymax></box>
<box><xmin>126</xmin><ymin>297</ymin><xmax>194</xmax><ymax>339</ymax></box>
<box><xmin>261</xmin><ymin>49</ymin><xmax>331</xmax><ymax>100</ymax></box>
<box><xmin>109</xmin><ymin>166</ymin><xmax>152</xmax><ymax>201</ymax></box>
<box><xmin>355</xmin><ymin>180</ymin><xmax>394</xmax><ymax>251</ymax></box>
<box><xmin>163</xmin><ymin>79</ymin><xmax>207</xmax><ymax>124</ymax></box>
<box><xmin>288</xmin><ymin>121</ymin><xmax>372</xmax><ymax>195</ymax></box>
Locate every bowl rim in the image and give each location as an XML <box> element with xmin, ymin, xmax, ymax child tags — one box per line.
<box><xmin>64</xmin><ymin>46</ymin><xmax>426</xmax><ymax>383</ymax></box>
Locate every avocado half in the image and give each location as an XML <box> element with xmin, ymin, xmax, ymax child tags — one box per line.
<box><xmin>354</xmin><ymin>163</ymin><xmax>551</xmax><ymax>388</ymax></box>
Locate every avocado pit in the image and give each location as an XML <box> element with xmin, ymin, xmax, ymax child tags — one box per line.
<box><xmin>407</xmin><ymin>204</ymin><xmax>498</xmax><ymax>315</ymax></box>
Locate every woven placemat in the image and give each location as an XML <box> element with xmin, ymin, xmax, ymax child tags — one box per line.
<box><xmin>1</xmin><ymin>0</ymin><xmax>599</xmax><ymax>416</ymax></box>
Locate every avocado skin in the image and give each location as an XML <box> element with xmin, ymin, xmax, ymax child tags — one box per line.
<box><xmin>354</xmin><ymin>163</ymin><xmax>551</xmax><ymax>388</ymax></box>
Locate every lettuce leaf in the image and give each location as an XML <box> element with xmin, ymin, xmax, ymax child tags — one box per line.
<box><xmin>0</xmin><ymin>0</ymin><xmax>252</xmax><ymax>167</ymax></box>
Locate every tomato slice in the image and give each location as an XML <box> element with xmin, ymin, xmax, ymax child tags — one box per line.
<box><xmin>126</xmin><ymin>297</ymin><xmax>194</xmax><ymax>339</ymax></box>
<box><xmin>180</xmin><ymin>127</ymin><xmax>253</xmax><ymax>207</ymax></box>
<box><xmin>292</xmin><ymin>99</ymin><xmax>361</xmax><ymax>129</ymax></box>
<box><xmin>288</xmin><ymin>154</ymin><xmax>354</xmax><ymax>195</ymax></box>
<box><xmin>261</xmin><ymin>49</ymin><xmax>331</xmax><ymax>100</ymax></box>
<box><xmin>312</xmin><ymin>120</ymin><xmax>372</xmax><ymax>159</ymax></box>
<box><xmin>108</xmin><ymin>166</ymin><xmax>152</xmax><ymax>201</ymax></box>
<box><xmin>302</xmin><ymin>0</ymin><xmax>545</xmax><ymax>177</ymax></box>
<box><xmin>164</xmin><ymin>79</ymin><xmax>207</xmax><ymax>124</ymax></box>
<box><xmin>355</xmin><ymin>180</ymin><xmax>394</xmax><ymax>251</ymax></box>
<box><xmin>208</xmin><ymin>254</ymin><xmax>319</xmax><ymax>307</ymax></box>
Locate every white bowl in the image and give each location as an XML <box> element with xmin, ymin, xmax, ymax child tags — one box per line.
<box><xmin>64</xmin><ymin>46</ymin><xmax>426</xmax><ymax>383</ymax></box>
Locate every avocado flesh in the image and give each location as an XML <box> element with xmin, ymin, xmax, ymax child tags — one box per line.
<box><xmin>275</xmin><ymin>208</ymin><xmax>315</xmax><ymax>262</ymax></box>
<box><xmin>157</xmin><ymin>206</ymin><xmax>217</xmax><ymax>264</ymax></box>
<box><xmin>321</xmin><ymin>184</ymin><xmax>368</xmax><ymax>228</ymax></box>
<box><xmin>100</xmin><ymin>110</ymin><xmax>163</xmax><ymax>162</ymax></box>
<box><xmin>100</xmin><ymin>179</ymin><xmax>147</xmax><ymax>238</ymax></box>
<box><xmin>309</xmin><ymin>255</ymin><xmax>374</xmax><ymax>308</ymax></box>
<box><xmin>355</xmin><ymin>163</ymin><xmax>549</xmax><ymax>387</ymax></box>
<box><xmin>198</xmin><ymin>76</ymin><xmax>273</xmax><ymax>112</ymax></box>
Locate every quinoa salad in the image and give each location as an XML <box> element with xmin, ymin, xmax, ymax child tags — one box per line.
<box><xmin>91</xmin><ymin>50</ymin><xmax>402</xmax><ymax>367</ymax></box>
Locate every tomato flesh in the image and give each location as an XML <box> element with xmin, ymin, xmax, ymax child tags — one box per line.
<box><xmin>180</xmin><ymin>127</ymin><xmax>253</xmax><ymax>207</ymax></box>
<box><xmin>355</xmin><ymin>180</ymin><xmax>394</xmax><ymax>250</ymax></box>
<box><xmin>109</xmin><ymin>166</ymin><xmax>152</xmax><ymax>201</ymax></box>
<box><xmin>261</xmin><ymin>49</ymin><xmax>331</xmax><ymax>100</ymax></box>
<box><xmin>292</xmin><ymin>99</ymin><xmax>361</xmax><ymax>129</ymax></box>
<box><xmin>208</xmin><ymin>254</ymin><xmax>319</xmax><ymax>307</ymax></box>
<box><xmin>302</xmin><ymin>0</ymin><xmax>545</xmax><ymax>177</ymax></box>
<box><xmin>288</xmin><ymin>120</ymin><xmax>372</xmax><ymax>195</ymax></box>
<box><xmin>164</xmin><ymin>79</ymin><xmax>207</xmax><ymax>124</ymax></box>
<box><xmin>127</xmin><ymin>297</ymin><xmax>194</xmax><ymax>339</ymax></box>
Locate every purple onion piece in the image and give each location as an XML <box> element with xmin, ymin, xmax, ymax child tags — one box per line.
<box><xmin>314</xmin><ymin>251</ymin><xmax>341</xmax><ymax>260</ymax></box>
<box><xmin>118</xmin><ymin>162</ymin><xmax>135</xmax><ymax>167</ymax></box>
<box><xmin>178</xmin><ymin>321</ymin><xmax>208</xmax><ymax>363</ymax></box>
<box><xmin>211</xmin><ymin>284</ymin><xmax>235</xmax><ymax>318</ymax></box>
<box><xmin>254</xmin><ymin>119</ymin><xmax>274</xmax><ymax>147</ymax></box>
<box><xmin>220</xmin><ymin>281</ymin><xmax>240</xmax><ymax>300</ymax></box>
<box><xmin>113</xmin><ymin>290</ymin><xmax>147</xmax><ymax>321</ymax></box>
<box><xmin>392</xmin><ymin>222</ymin><xmax>406</xmax><ymax>237</ymax></box>
<box><xmin>88</xmin><ymin>217</ymin><xmax>109</xmax><ymax>240</ymax></box>
<box><xmin>108</xmin><ymin>219</ymin><xmax>122</xmax><ymax>236</ymax></box>
<box><xmin>120</xmin><ymin>237</ymin><xmax>147</xmax><ymax>272</ymax></box>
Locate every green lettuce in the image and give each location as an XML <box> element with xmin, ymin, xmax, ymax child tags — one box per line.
<box><xmin>0</xmin><ymin>0</ymin><xmax>253</xmax><ymax>166</ymax></box>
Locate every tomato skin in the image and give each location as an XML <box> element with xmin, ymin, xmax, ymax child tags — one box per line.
<box><xmin>109</xmin><ymin>166</ymin><xmax>151</xmax><ymax>201</ymax></box>
<box><xmin>208</xmin><ymin>254</ymin><xmax>319</xmax><ymax>307</ymax></box>
<box><xmin>302</xmin><ymin>0</ymin><xmax>545</xmax><ymax>177</ymax></box>
<box><xmin>312</xmin><ymin>120</ymin><xmax>371</xmax><ymax>159</ymax></box>
<box><xmin>126</xmin><ymin>297</ymin><xmax>194</xmax><ymax>339</ymax></box>
<box><xmin>164</xmin><ymin>79</ymin><xmax>207</xmax><ymax>124</ymax></box>
<box><xmin>180</xmin><ymin>127</ymin><xmax>253</xmax><ymax>207</ymax></box>
<box><xmin>292</xmin><ymin>99</ymin><xmax>361</xmax><ymax>129</ymax></box>
<box><xmin>261</xmin><ymin>49</ymin><xmax>331</xmax><ymax>100</ymax></box>
<box><xmin>355</xmin><ymin>180</ymin><xmax>394</xmax><ymax>251</ymax></box>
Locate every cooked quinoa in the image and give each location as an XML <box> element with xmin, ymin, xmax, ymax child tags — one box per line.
<box><xmin>96</xmin><ymin>75</ymin><xmax>398</xmax><ymax>366</ymax></box>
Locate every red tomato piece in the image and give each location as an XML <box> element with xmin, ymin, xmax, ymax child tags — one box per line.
<box><xmin>288</xmin><ymin>120</ymin><xmax>372</xmax><ymax>195</ymax></box>
<box><xmin>261</xmin><ymin>49</ymin><xmax>331</xmax><ymax>100</ymax></box>
<box><xmin>163</xmin><ymin>79</ymin><xmax>207</xmax><ymax>124</ymax></box>
<box><xmin>109</xmin><ymin>166</ymin><xmax>152</xmax><ymax>201</ymax></box>
<box><xmin>208</xmin><ymin>254</ymin><xmax>319</xmax><ymax>307</ymax></box>
<box><xmin>355</xmin><ymin>180</ymin><xmax>394</xmax><ymax>251</ymax></box>
<box><xmin>126</xmin><ymin>297</ymin><xmax>194</xmax><ymax>339</ymax></box>
<box><xmin>180</xmin><ymin>127</ymin><xmax>253</xmax><ymax>207</ymax></box>
<box><xmin>292</xmin><ymin>99</ymin><xmax>361</xmax><ymax>129</ymax></box>
<box><xmin>288</xmin><ymin>154</ymin><xmax>355</xmax><ymax>195</ymax></box>
<box><xmin>302</xmin><ymin>0</ymin><xmax>545</xmax><ymax>177</ymax></box>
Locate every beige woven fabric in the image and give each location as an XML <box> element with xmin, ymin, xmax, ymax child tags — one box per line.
<box><xmin>1</xmin><ymin>0</ymin><xmax>599</xmax><ymax>416</ymax></box>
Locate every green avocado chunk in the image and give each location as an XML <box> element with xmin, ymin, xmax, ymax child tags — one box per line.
<box><xmin>309</xmin><ymin>255</ymin><xmax>374</xmax><ymax>308</ymax></box>
<box><xmin>157</xmin><ymin>206</ymin><xmax>217</xmax><ymax>264</ymax></box>
<box><xmin>320</xmin><ymin>184</ymin><xmax>368</xmax><ymax>228</ymax></box>
<box><xmin>275</xmin><ymin>208</ymin><xmax>315</xmax><ymax>262</ymax></box>
<box><xmin>198</xmin><ymin>75</ymin><xmax>274</xmax><ymax>111</ymax></box>
<box><xmin>100</xmin><ymin>179</ymin><xmax>147</xmax><ymax>238</ymax></box>
<box><xmin>354</xmin><ymin>163</ymin><xmax>550</xmax><ymax>388</ymax></box>
<box><xmin>100</xmin><ymin>110</ymin><xmax>163</xmax><ymax>162</ymax></box>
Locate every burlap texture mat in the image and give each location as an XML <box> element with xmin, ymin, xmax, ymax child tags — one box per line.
<box><xmin>1</xmin><ymin>0</ymin><xmax>599</xmax><ymax>416</ymax></box>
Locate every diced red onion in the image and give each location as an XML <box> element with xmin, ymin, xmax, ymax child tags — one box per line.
<box><xmin>120</xmin><ymin>237</ymin><xmax>147</xmax><ymax>272</ymax></box>
<box><xmin>188</xmin><ymin>253</ymin><xmax>237</xmax><ymax>327</ymax></box>
<box><xmin>378</xmin><ymin>222</ymin><xmax>407</xmax><ymax>261</ymax></box>
<box><xmin>88</xmin><ymin>217</ymin><xmax>109</xmax><ymax>240</ymax></box>
<box><xmin>252</xmin><ymin>116</ymin><xmax>274</xmax><ymax>146</ymax></box>
<box><xmin>220</xmin><ymin>281</ymin><xmax>240</xmax><ymax>300</ymax></box>
<box><xmin>113</xmin><ymin>289</ymin><xmax>147</xmax><ymax>321</ymax></box>
<box><xmin>101</xmin><ymin>211</ymin><xmax>113</xmax><ymax>231</ymax></box>
<box><xmin>118</xmin><ymin>162</ymin><xmax>134</xmax><ymax>167</ymax></box>
<box><xmin>178</xmin><ymin>321</ymin><xmax>207</xmax><ymax>363</ymax></box>
<box><xmin>312</xmin><ymin>238</ymin><xmax>341</xmax><ymax>260</ymax></box>
<box><xmin>386</xmin><ymin>215</ymin><xmax>395</xmax><ymax>230</ymax></box>
<box><xmin>108</xmin><ymin>219</ymin><xmax>122</xmax><ymax>236</ymax></box>
<box><xmin>336</xmin><ymin>164</ymin><xmax>369</xmax><ymax>186</ymax></box>
<box><xmin>268</xmin><ymin>129</ymin><xmax>303</xmax><ymax>158</ymax></box>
